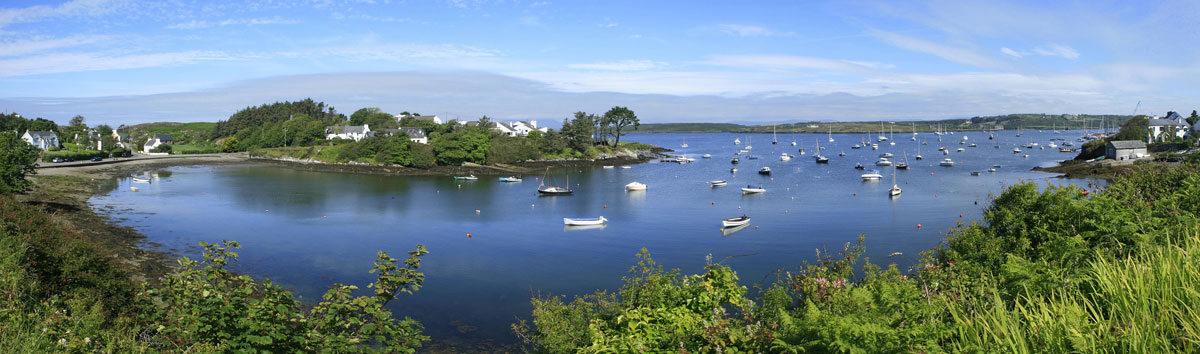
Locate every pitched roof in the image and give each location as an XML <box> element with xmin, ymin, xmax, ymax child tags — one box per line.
<box><xmin>1165</xmin><ymin>111</ymin><xmax>1183</xmax><ymax>121</ymax></box>
<box><xmin>26</xmin><ymin>131</ymin><xmax>57</xmax><ymax>139</ymax></box>
<box><xmin>325</xmin><ymin>125</ymin><xmax>368</xmax><ymax>134</ymax></box>
<box><xmin>1108</xmin><ymin>140</ymin><xmax>1146</xmax><ymax>149</ymax></box>
<box><xmin>375</xmin><ymin>127</ymin><xmax>427</xmax><ymax>139</ymax></box>
<box><xmin>154</xmin><ymin>134</ymin><xmax>173</xmax><ymax>141</ymax></box>
<box><xmin>1148</xmin><ymin>119</ymin><xmax>1188</xmax><ymax>127</ymax></box>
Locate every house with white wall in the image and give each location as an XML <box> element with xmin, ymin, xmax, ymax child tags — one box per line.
<box><xmin>143</xmin><ymin>134</ymin><xmax>173</xmax><ymax>153</ymax></box>
<box><xmin>325</xmin><ymin>124</ymin><xmax>371</xmax><ymax>141</ymax></box>
<box><xmin>21</xmin><ymin>130</ymin><xmax>60</xmax><ymax>150</ymax></box>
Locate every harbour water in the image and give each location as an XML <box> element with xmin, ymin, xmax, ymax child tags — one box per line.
<box><xmin>88</xmin><ymin>130</ymin><xmax>1098</xmax><ymax>344</ymax></box>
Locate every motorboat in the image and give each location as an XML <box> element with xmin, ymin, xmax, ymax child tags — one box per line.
<box><xmin>875</xmin><ymin>158</ymin><xmax>892</xmax><ymax>166</ymax></box>
<box><xmin>702</xmin><ymin>154</ymin><xmax>712</xmax><ymax>158</ymax></box>
<box><xmin>722</xmin><ymin>215</ymin><xmax>751</xmax><ymax>228</ymax></box>
<box><xmin>1013</xmin><ymin>147</ymin><xmax>1022</xmax><ymax>154</ymax></box>
<box><xmin>453</xmin><ymin>175</ymin><xmax>478</xmax><ymax>180</ymax></box>
<box><xmin>131</xmin><ymin>176</ymin><xmax>151</xmax><ymax>183</ymax></box>
<box><xmin>731</xmin><ymin>157</ymin><xmax>740</xmax><ymax>164</ymax></box>
<box><xmin>625</xmin><ymin>182</ymin><xmax>647</xmax><ymax>191</ymax></box>
<box><xmin>988</xmin><ymin>168</ymin><xmax>997</xmax><ymax>172</ymax></box>
<box><xmin>780</xmin><ymin>153</ymin><xmax>792</xmax><ymax>161</ymax></box>
<box><xmin>815</xmin><ymin>155</ymin><xmax>829</xmax><ymax>163</ymax></box>
<box><xmin>730</xmin><ymin>167</ymin><xmax>738</xmax><ymax>173</ymax></box>
<box><xmin>741</xmin><ymin>185</ymin><xmax>766</xmax><ymax>194</ymax></box>
<box><xmin>854</xmin><ymin>163</ymin><xmax>865</xmax><ymax>170</ymax></box>
<box><xmin>602</xmin><ymin>165</ymin><xmax>614</xmax><ymax>169</ymax></box>
<box><xmin>939</xmin><ymin>158</ymin><xmax>955</xmax><ymax>167</ymax></box>
<box><xmin>499</xmin><ymin>176</ymin><xmax>522</xmax><ymax>182</ymax></box>
<box><xmin>564</xmin><ymin>216</ymin><xmax>607</xmax><ymax>226</ymax></box>
<box><xmin>880</xmin><ymin>152</ymin><xmax>893</xmax><ymax>158</ymax></box>
<box><xmin>861</xmin><ymin>170</ymin><xmax>883</xmax><ymax>181</ymax></box>
<box><xmin>852</xmin><ymin>144</ymin><xmax>862</xmax><ymax>149</ymax></box>
<box><xmin>709</xmin><ymin>180</ymin><xmax>727</xmax><ymax>187</ymax></box>
<box><xmin>758</xmin><ymin>167</ymin><xmax>771</xmax><ymax>175</ymax></box>
<box><xmin>838</xmin><ymin>151</ymin><xmax>846</xmax><ymax>156</ymax></box>
<box><xmin>956</xmin><ymin>148</ymin><xmax>965</xmax><ymax>152</ymax></box>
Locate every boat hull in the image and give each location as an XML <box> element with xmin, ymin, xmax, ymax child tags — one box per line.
<box><xmin>564</xmin><ymin>217</ymin><xmax>607</xmax><ymax>226</ymax></box>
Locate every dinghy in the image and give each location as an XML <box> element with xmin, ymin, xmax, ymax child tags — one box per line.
<box><xmin>564</xmin><ymin>216</ymin><xmax>607</xmax><ymax>226</ymax></box>
<box><xmin>722</xmin><ymin>215</ymin><xmax>751</xmax><ymax>228</ymax></box>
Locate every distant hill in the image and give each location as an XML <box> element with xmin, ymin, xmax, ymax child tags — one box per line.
<box><xmin>635</xmin><ymin>114</ymin><xmax>1133</xmax><ymax>133</ymax></box>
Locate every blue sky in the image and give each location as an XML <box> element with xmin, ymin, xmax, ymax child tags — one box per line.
<box><xmin>1</xmin><ymin>0</ymin><xmax>1197</xmax><ymax>126</ymax></box>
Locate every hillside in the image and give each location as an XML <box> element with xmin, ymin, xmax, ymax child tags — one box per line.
<box><xmin>635</xmin><ymin>114</ymin><xmax>1133</xmax><ymax>133</ymax></box>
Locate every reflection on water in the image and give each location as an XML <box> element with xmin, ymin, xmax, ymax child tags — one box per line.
<box><xmin>88</xmin><ymin>130</ymin><xmax>1101</xmax><ymax>345</ymax></box>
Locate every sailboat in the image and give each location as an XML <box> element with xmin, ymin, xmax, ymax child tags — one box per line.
<box><xmin>896</xmin><ymin>152</ymin><xmax>909</xmax><ymax>170</ymax></box>
<box><xmin>889</xmin><ymin>163</ymin><xmax>902</xmax><ymax>197</ymax></box>
<box><xmin>745</xmin><ymin>136</ymin><xmax>752</xmax><ymax>150</ymax></box>
<box><xmin>791</xmin><ymin>135</ymin><xmax>797</xmax><ymax>146</ymax></box>
<box><xmin>828</xmin><ymin>127</ymin><xmax>835</xmax><ymax>143</ymax></box>
<box><xmin>772</xmin><ymin>125</ymin><xmax>778</xmax><ymax>144</ymax></box>
<box><xmin>877</xmin><ymin>122</ymin><xmax>888</xmax><ymax>142</ymax></box>
<box><xmin>889</xmin><ymin>125</ymin><xmax>896</xmax><ymax>146</ymax></box>
<box><xmin>814</xmin><ymin>140</ymin><xmax>829</xmax><ymax>163</ymax></box>
<box><xmin>537</xmin><ymin>168</ymin><xmax>573</xmax><ymax>195</ymax></box>
<box><xmin>734</xmin><ymin>137</ymin><xmax>741</xmax><ymax>145</ymax></box>
<box><xmin>911</xmin><ymin>122</ymin><xmax>917</xmax><ymax>141</ymax></box>
<box><xmin>915</xmin><ymin>143</ymin><xmax>924</xmax><ymax>160</ymax></box>
<box><xmin>681</xmin><ymin>138</ymin><xmax>688</xmax><ymax>148</ymax></box>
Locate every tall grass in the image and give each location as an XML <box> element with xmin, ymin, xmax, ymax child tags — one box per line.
<box><xmin>949</xmin><ymin>227</ymin><xmax>1200</xmax><ymax>352</ymax></box>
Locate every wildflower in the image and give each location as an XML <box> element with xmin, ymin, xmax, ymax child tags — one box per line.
<box><xmin>84</xmin><ymin>337</ymin><xmax>91</xmax><ymax>344</ymax></box>
<box><xmin>58</xmin><ymin>338</ymin><xmax>67</xmax><ymax>346</ymax></box>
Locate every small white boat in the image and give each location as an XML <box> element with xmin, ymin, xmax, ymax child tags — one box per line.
<box><xmin>722</xmin><ymin>215</ymin><xmax>751</xmax><ymax>228</ymax></box>
<box><xmin>564</xmin><ymin>216</ymin><xmax>608</xmax><ymax>226</ymax></box>
<box><xmin>861</xmin><ymin>170</ymin><xmax>883</xmax><ymax>180</ymax></box>
<box><xmin>453</xmin><ymin>175</ymin><xmax>478</xmax><ymax>180</ymax></box>
<box><xmin>1047</xmin><ymin>142</ymin><xmax>1058</xmax><ymax>148</ymax></box>
<box><xmin>620</xmin><ymin>166</ymin><xmax>631</xmax><ymax>169</ymax></box>
<box><xmin>730</xmin><ymin>167</ymin><xmax>738</xmax><ymax>173</ymax></box>
<box><xmin>709</xmin><ymin>180</ymin><xmax>727</xmax><ymax>187</ymax></box>
<box><xmin>875</xmin><ymin>158</ymin><xmax>892</xmax><ymax>166</ymax></box>
<box><xmin>734</xmin><ymin>138</ymin><xmax>741</xmax><ymax>145</ymax></box>
<box><xmin>131</xmin><ymin>176</ymin><xmax>151</xmax><ymax>183</ymax></box>
<box><xmin>702</xmin><ymin>154</ymin><xmax>712</xmax><ymax>158</ymax></box>
<box><xmin>1013</xmin><ymin>147</ymin><xmax>1022</xmax><ymax>154</ymax></box>
<box><xmin>880</xmin><ymin>152</ymin><xmax>893</xmax><ymax>158</ymax></box>
<box><xmin>780</xmin><ymin>153</ymin><xmax>792</xmax><ymax>161</ymax></box>
<box><xmin>129</xmin><ymin>186</ymin><xmax>139</xmax><ymax>192</ymax></box>
<box><xmin>499</xmin><ymin>176</ymin><xmax>522</xmax><ymax>182</ymax></box>
<box><xmin>956</xmin><ymin>148</ymin><xmax>965</xmax><ymax>152</ymax></box>
<box><xmin>988</xmin><ymin>168</ymin><xmax>997</xmax><ymax>172</ymax></box>
<box><xmin>625</xmin><ymin>181</ymin><xmax>647</xmax><ymax>191</ymax></box>
<box><xmin>741</xmin><ymin>185</ymin><xmax>766</xmax><ymax>194</ymax></box>
<box><xmin>602</xmin><ymin>165</ymin><xmax>614</xmax><ymax>169</ymax></box>
<box><xmin>971</xmin><ymin>171</ymin><xmax>982</xmax><ymax>176</ymax></box>
<box><xmin>758</xmin><ymin>167</ymin><xmax>771</xmax><ymax>175</ymax></box>
<box><xmin>940</xmin><ymin>158</ymin><xmax>955</xmax><ymax>167</ymax></box>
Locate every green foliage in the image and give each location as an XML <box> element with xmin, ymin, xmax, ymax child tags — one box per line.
<box><xmin>1189</xmin><ymin>110</ymin><xmax>1199</xmax><ymax>126</ymax></box>
<box><xmin>0</xmin><ymin>132</ymin><xmax>39</xmax><ymax>194</ymax></box>
<box><xmin>602</xmin><ymin>106</ymin><xmax>639</xmax><ymax>147</ymax></box>
<box><xmin>42</xmin><ymin>150</ymin><xmax>109</xmax><ymax>162</ymax></box>
<box><xmin>0</xmin><ymin>112</ymin><xmax>58</xmax><ymax>133</ymax></box>
<box><xmin>150</xmin><ymin>144</ymin><xmax>173</xmax><ymax>153</ymax></box>
<box><xmin>432</xmin><ymin>127</ymin><xmax>490</xmax><ymax>165</ymax></box>
<box><xmin>212</xmin><ymin>98</ymin><xmax>345</xmax><ymax>138</ymax></box>
<box><xmin>221</xmin><ymin>136</ymin><xmax>239</xmax><ymax>152</ymax></box>
<box><xmin>408</xmin><ymin>143</ymin><xmax>436</xmax><ymax>168</ymax></box>
<box><xmin>350</xmin><ymin>107</ymin><xmax>399</xmax><ymax>130</ymax></box>
<box><xmin>561</xmin><ymin>112</ymin><xmax>597</xmax><ymax>153</ymax></box>
<box><xmin>146</xmin><ymin>240</ymin><xmax>430</xmax><ymax>352</ymax></box>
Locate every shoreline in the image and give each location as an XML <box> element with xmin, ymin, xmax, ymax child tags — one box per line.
<box><xmin>1031</xmin><ymin>158</ymin><xmax>1159</xmax><ymax>180</ymax></box>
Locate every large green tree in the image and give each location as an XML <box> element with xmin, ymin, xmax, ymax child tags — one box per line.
<box><xmin>0</xmin><ymin>131</ymin><xmax>39</xmax><ymax>193</ymax></box>
<box><xmin>1188</xmin><ymin>110</ymin><xmax>1199</xmax><ymax>126</ymax></box>
<box><xmin>603</xmin><ymin>106</ymin><xmax>639</xmax><ymax>147</ymax></box>
<box><xmin>431</xmin><ymin>127</ymin><xmax>490</xmax><ymax>165</ymax></box>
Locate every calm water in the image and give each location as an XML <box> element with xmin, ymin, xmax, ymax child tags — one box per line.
<box><xmin>89</xmin><ymin>130</ymin><xmax>1097</xmax><ymax>344</ymax></box>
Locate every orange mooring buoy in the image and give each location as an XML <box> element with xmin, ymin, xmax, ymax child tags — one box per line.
<box><xmin>467</xmin><ymin>233</ymin><xmax>472</xmax><ymax>238</ymax></box>
<box><xmin>917</xmin><ymin>224</ymin><xmax>922</xmax><ymax>229</ymax></box>
<box><xmin>959</xmin><ymin>213</ymin><xmax>963</xmax><ymax>218</ymax></box>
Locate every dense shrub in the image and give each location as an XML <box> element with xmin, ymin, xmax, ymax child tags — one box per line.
<box><xmin>42</xmin><ymin>150</ymin><xmax>109</xmax><ymax>161</ymax></box>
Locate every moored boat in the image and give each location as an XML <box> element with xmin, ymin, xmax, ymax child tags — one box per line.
<box><xmin>499</xmin><ymin>176</ymin><xmax>522</xmax><ymax>182</ymax></box>
<box><xmin>709</xmin><ymin>180</ymin><xmax>727</xmax><ymax>187</ymax></box>
<box><xmin>939</xmin><ymin>158</ymin><xmax>954</xmax><ymax>167</ymax></box>
<box><xmin>722</xmin><ymin>215</ymin><xmax>751</xmax><ymax>228</ymax></box>
<box><xmin>861</xmin><ymin>169</ymin><xmax>883</xmax><ymax>180</ymax></box>
<box><xmin>453</xmin><ymin>175</ymin><xmax>478</xmax><ymax>180</ymax></box>
<box><xmin>625</xmin><ymin>181</ymin><xmax>647</xmax><ymax>191</ymax></box>
<box><xmin>741</xmin><ymin>185</ymin><xmax>766</xmax><ymax>194</ymax></box>
<box><xmin>758</xmin><ymin>167</ymin><xmax>771</xmax><ymax>175</ymax></box>
<box><xmin>564</xmin><ymin>216</ymin><xmax>607</xmax><ymax>226</ymax></box>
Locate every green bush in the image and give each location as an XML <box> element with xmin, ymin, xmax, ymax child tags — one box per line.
<box><xmin>150</xmin><ymin>144</ymin><xmax>172</xmax><ymax>153</ymax></box>
<box><xmin>42</xmin><ymin>150</ymin><xmax>108</xmax><ymax>161</ymax></box>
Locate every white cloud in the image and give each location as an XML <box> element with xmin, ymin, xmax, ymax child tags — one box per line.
<box><xmin>1000</xmin><ymin>44</ymin><xmax>1080</xmax><ymax>60</ymax></box>
<box><xmin>0</xmin><ymin>35</ymin><xmax>112</xmax><ymax>57</ymax></box>
<box><xmin>1000</xmin><ymin>47</ymin><xmax>1022</xmax><ymax>58</ymax></box>
<box><xmin>717</xmin><ymin>24</ymin><xmax>792</xmax><ymax>37</ymax></box>
<box><xmin>529</xmin><ymin>1</ymin><xmax>551</xmax><ymax>7</ymax></box>
<box><xmin>166</xmin><ymin>20</ymin><xmax>211</xmax><ymax>29</ymax></box>
<box><xmin>567</xmin><ymin>60</ymin><xmax>666</xmax><ymax>71</ymax></box>
<box><xmin>869</xmin><ymin>29</ymin><xmax>1003</xmax><ymax>69</ymax></box>
<box><xmin>0</xmin><ymin>0</ymin><xmax>118</xmax><ymax>29</ymax></box>
<box><xmin>518</xmin><ymin>15</ymin><xmax>540</xmax><ymax>26</ymax></box>
<box><xmin>598</xmin><ymin>17</ymin><xmax>617</xmax><ymax>28</ymax></box>
<box><xmin>703</xmin><ymin>55</ymin><xmax>892</xmax><ymax>72</ymax></box>
<box><xmin>0</xmin><ymin>51</ymin><xmax>235</xmax><ymax>77</ymax></box>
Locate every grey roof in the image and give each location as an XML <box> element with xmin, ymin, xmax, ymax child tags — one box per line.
<box><xmin>1108</xmin><ymin>140</ymin><xmax>1146</xmax><ymax>149</ymax></box>
<box><xmin>1165</xmin><ymin>111</ymin><xmax>1183</xmax><ymax>121</ymax></box>
<box><xmin>375</xmin><ymin>127</ymin><xmax>427</xmax><ymax>139</ymax></box>
<box><xmin>26</xmin><ymin>131</ymin><xmax>58</xmax><ymax>139</ymax></box>
<box><xmin>1148</xmin><ymin>119</ymin><xmax>1188</xmax><ymax>127</ymax></box>
<box><xmin>325</xmin><ymin>125</ymin><xmax>368</xmax><ymax>134</ymax></box>
<box><xmin>154</xmin><ymin>134</ymin><xmax>173</xmax><ymax>141</ymax></box>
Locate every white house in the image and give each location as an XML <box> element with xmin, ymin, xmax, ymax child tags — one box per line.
<box><xmin>507</xmin><ymin>120</ymin><xmax>549</xmax><ymax>136</ymax></box>
<box><xmin>1148</xmin><ymin>117</ymin><xmax>1190</xmax><ymax>142</ymax></box>
<box><xmin>490</xmin><ymin>122</ymin><xmax>517</xmax><ymax>137</ymax></box>
<box><xmin>325</xmin><ymin>124</ymin><xmax>371</xmax><ymax>141</ymax></box>
<box><xmin>21</xmin><ymin>130</ymin><xmax>60</xmax><ymax>150</ymax></box>
<box><xmin>143</xmin><ymin>134</ymin><xmax>173</xmax><ymax>153</ymax></box>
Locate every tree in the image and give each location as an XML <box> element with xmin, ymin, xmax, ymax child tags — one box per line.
<box><xmin>0</xmin><ymin>131</ymin><xmax>39</xmax><ymax>194</ymax></box>
<box><xmin>563</xmin><ymin>112</ymin><xmax>596</xmax><ymax>153</ymax></box>
<box><xmin>432</xmin><ymin>128</ymin><xmax>490</xmax><ymax>165</ymax></box>
<box><xmin>1189</xmin><ymin>110</ymin><xmax>1199</xmax><ymax>126</ymax></box>
<box><xmin>603</xmin><ymin>106</ymin><xmax>640</xmax><ymax>147</ymax></box>
<box><xmin>151</xmin><ymin>144</ymin><xmax>173</xmax><ymax>154</ymax></box>
<box><xmin>221</xmin><ymin>136</ymin><xmax>240</xmax><ymax>152</ymax></box>
<box><xmin>69</xmin><ymin>114</ymin><xmax>85</xmax><ymax>128</ymax></box>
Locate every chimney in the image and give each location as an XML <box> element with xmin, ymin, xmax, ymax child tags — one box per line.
<box><xmin>530</xmin><ymin>120</ymin><xmax>538</xmax><ymax>129</ymax></box>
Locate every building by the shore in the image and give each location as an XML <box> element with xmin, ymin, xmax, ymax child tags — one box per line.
<box><xmin>1106</xmin><ymin>140</ymin><xmax>1147</xmax><ymax>161</ymax></box>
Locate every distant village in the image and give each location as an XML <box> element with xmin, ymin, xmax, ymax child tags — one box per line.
<box><xmin>323</xmin><ymin>113</ymin><xmax>549</xmax><ymax>144</ymax></box>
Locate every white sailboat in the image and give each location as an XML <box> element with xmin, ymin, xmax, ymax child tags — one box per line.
<box><xmin>915</xmin><ymin>143</ymin><xmax>924</xmax><ymax>160</ymax></box>
<box><xmin>877</xmin><ymin>122</ymin><xmax>888</xmax><ymax>142</ymax></box>
<box><xmin>828</xmin><ymin>127</ymin><xmax>834</xmax><ymax>143</ymax></box>
<box><xmin>772</xmin><ymin>125</ymin><xmax>778</xmax><ymax>144</ymax></box>
<box><xmin>734</xmin><ymin>137</ymin><xmax>741</xmax><ymax>145</ymax></box>
<box><xmin>681</xmin><ymin>138</ymin><xmax>688</xmax><ymax>148</ymax></box>
<box><xmin>911</xmin><ymin>122</ymin><xmax>917</xmax><ymax>141</ymax></box>
<box><xmin>889</xmin><ymin>163</ymin><xmax>902</xmax><ymax>197</ymax></box>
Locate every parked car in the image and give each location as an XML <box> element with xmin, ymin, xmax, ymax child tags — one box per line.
<box><xmin>91</xmin><ymin>157</ymin><xmax>104</xmax><ymax>162</ymax></box>
<box><xmin>52</xmin><ymin>157</ymin><xmax>63</xmax><ymax>163</ymax></box>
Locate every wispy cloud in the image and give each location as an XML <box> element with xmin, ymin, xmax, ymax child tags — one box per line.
<box><xmin>567</xmin><ymin>60</ymin><xmax>666</xmax><ymax>71</ymax></box>
<box><xmin>598</xmin><ymin>17</ymin><xmax>617</xmax><ymax>28</ymax></box>
<box><xmin>167</xmin><ymin>16</ymin><xmax>298</xmax><ymax>29</ymax></box>
<box><xmin>717</xmin><ymin>24</ymin><xmax>792</xmax><ymax>37</ymax></box>
<box><xmin>331</xmin><ymin>12</ymin><xmax>411</xmax><ymax>23</ymax></box>
<box><xmin>868</xmin><ymin>29</ymin><xmax>1003</xmax><ymax>69</ymax></box>
<box><xmin>529</xmin><ymin>1</ymin><xmax>551</xmax><ymax>7</ymax></box>
<box><xmin>0</xmin><ymin>0</ymin><xmax>118</xmax><ymax>29</ymax></box>
<box><xmin>518</xmin><ymin>15</ymin><xmax>541</xmax><ymax>26</ymax></box>
<box><xmin>704</xmin><ymin>55</ymin><xmax>892</xmax><ymax>72</ymax></box>
<box><xmin>1001</xmin><ymin>44</ymin><xmax>1080</xmax><ymax>59</ymax></box>
<box><xmin>0</xmin><ymin>50</ymin><xmax>236</xmax><ymax>77</ymax></box>
<box><xmin>0</xmin><ymin>35</ymin><xmax>112</xmax><ymax>57</ymax></box>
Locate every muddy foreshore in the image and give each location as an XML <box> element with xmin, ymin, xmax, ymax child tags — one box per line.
<box><xmin>1032</xmin><ymin>159</ymin><xmax>1160</xmax><ymax>180</ymax></box>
